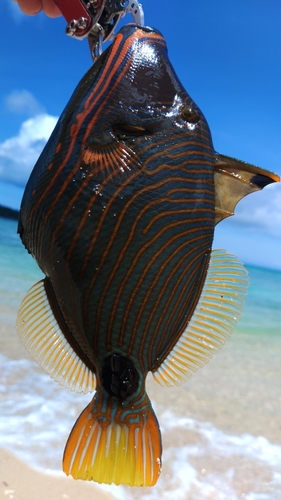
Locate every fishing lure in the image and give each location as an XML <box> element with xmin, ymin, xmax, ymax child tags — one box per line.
<box><xmin>17</xmin><ymin>23</ymin><xmax>279</xmax><ymax>487</ymax></box>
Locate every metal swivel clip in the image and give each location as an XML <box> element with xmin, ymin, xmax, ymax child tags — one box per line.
<box><xmin>54</xmin><ymin>0</ymin><xmax>144</xmax><ymax>61</ymax></box>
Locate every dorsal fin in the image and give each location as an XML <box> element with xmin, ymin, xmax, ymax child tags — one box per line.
<box><xmin>214</xmin><ymin>154</ymin><xmax>280</xmax><ymax>224</ymax></box>
<box><xmin>16</xmin><ymin>279</ymin><xmax>96</xmax><ymax>393</ymax></box>
<box><xmin>152</xmin><ymin>249</ymin><xmax>249</xmax><ymax>387</ymax></box>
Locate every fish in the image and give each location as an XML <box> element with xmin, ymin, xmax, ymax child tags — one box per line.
<box><xmin>16</xmin><ymin>24</ymin><xmax>280</xmax><ymax>487</ymax></box>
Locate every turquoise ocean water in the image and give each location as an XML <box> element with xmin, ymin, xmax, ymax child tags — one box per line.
<box><xmin>0</xmin><ymin>216</ymin><xmax>281</xmax><ymax>500</ymax></box>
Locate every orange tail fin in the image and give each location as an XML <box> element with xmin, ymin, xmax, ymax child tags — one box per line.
<box><xmin>63</xmin><ymin>389</ymin><xmax>162</xmax><ymax>486</ymax></box>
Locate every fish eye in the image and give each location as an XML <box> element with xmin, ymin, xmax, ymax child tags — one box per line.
<box><xmin>181</xmin><ymin>107</ymin><xmax>199</xmax><ymax>124</ymax></box>
<box><xmin>113</xmin><ymin>123</ymin><xmax>149</xmax><ymax>138</ymax></box>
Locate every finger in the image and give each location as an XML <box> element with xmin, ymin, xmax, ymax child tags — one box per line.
<box><xmin>42</xmin><ymin>0</ymin><xmax>61</xmax><ymax>17</ymax></box>
<box><xmin>16</xmin><ymin>0</ymin><xmax>42</xmax><ymax>15</ymax></box>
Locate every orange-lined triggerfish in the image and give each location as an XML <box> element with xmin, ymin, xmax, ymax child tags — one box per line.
<box><xmin>17</xmin><ymin>25</ymin><xmax>280</xmax><ymax>487</ymax></box>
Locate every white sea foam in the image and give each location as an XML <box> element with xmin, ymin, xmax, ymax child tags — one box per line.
<box><xmin>0</xmin><ymin>354</ymin><xmax>88</xmax><ymax>470</ymax></box>
<box><xmin>1</xmin><ymin>353</ymin><xmax>281</xmax><ymax>499</ymax></box>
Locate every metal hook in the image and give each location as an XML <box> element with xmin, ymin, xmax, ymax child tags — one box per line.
<box><xmin>123</xmin><ymin>0</ymin><xmax>144</xmax><ymax>26</ymax></box>
<box><xmin>89</xmin><ymin>28</ymin><xmax>104</xmax><ymax>62</ymax></box>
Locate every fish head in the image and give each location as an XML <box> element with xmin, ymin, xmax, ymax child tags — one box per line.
<box><xmin>58</xmin><ymin>24</ymin><xmax>216</xmax><ymax>181</ymax></box>
<box><xmin>85</xmin><ymin>25</ymin><xmax>213</xmax><ymax>157</ymax></box>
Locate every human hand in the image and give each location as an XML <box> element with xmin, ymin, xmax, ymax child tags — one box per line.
<box><xmin>15</xmin><ymin>0</ymin><xmax>61</xmax><ymax>18</ymax></box>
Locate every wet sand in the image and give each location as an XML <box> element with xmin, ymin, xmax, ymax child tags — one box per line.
<box><xmin>0</xmin><ymin>447</ymin><xmax>116</xmax><ymax>500</ymax></box>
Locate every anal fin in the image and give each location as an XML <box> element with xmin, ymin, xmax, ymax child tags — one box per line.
<box><xmin>16</xmin><ymin>279</ymin><xmax>96</xmax><ymax>393</ymax></box>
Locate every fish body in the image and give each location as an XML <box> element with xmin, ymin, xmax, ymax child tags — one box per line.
<box><xmin>17</xmin><ymin>25</ymin><xmax>279</xmax><ymax>486</ymax></box>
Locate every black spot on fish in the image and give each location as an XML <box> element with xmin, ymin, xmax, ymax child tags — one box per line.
<box><xmin>102</xmin><ymin>354</ymin><xmax>140</xmax><ymax>400</ymax></box>
<box><xmin>251</xmin><ymin>174</ymin><xmax>276</xmax><ymax>189</ymax></box>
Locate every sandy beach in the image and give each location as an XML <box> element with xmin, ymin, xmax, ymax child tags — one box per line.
<box><xmin>0</xmin><ymin>447</ymin><xmax>116</xmax><ymax>500</ymax></box>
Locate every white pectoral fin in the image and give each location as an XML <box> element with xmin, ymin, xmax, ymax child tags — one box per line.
<box><xmin>214</xmin><ymin>154</ymin><xmax>280</xmax><ymax>224</ymax></box>
<box><xmin>152</xmin><ymin>250</ymin><xmax>249</xmax><ymax>387</ymax></box>
<box><xmin>16</xmin><ymin>279</ymin><xmax>96</xmax><ymax>393</ymax></box>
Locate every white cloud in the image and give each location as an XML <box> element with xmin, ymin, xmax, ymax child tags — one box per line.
<box><xmin>230</xmin><ymin>182</ymin><xmax>281</xmax><ymax>238</ymax></box>
<box><xmin>0</xmin><ymin>114</ymin><xmax>58</xmax><ymax>186</ymax></box>
<box><xmin>5</xmin><ymin>90</ymin><xmax>45</xmax><ymax>116</ymax></box>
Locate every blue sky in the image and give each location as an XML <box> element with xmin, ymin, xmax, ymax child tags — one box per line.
<box><xmin>0</xmin><ymin>0</ymin><xmax>280</xmax><ymax>269</ymax></box>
